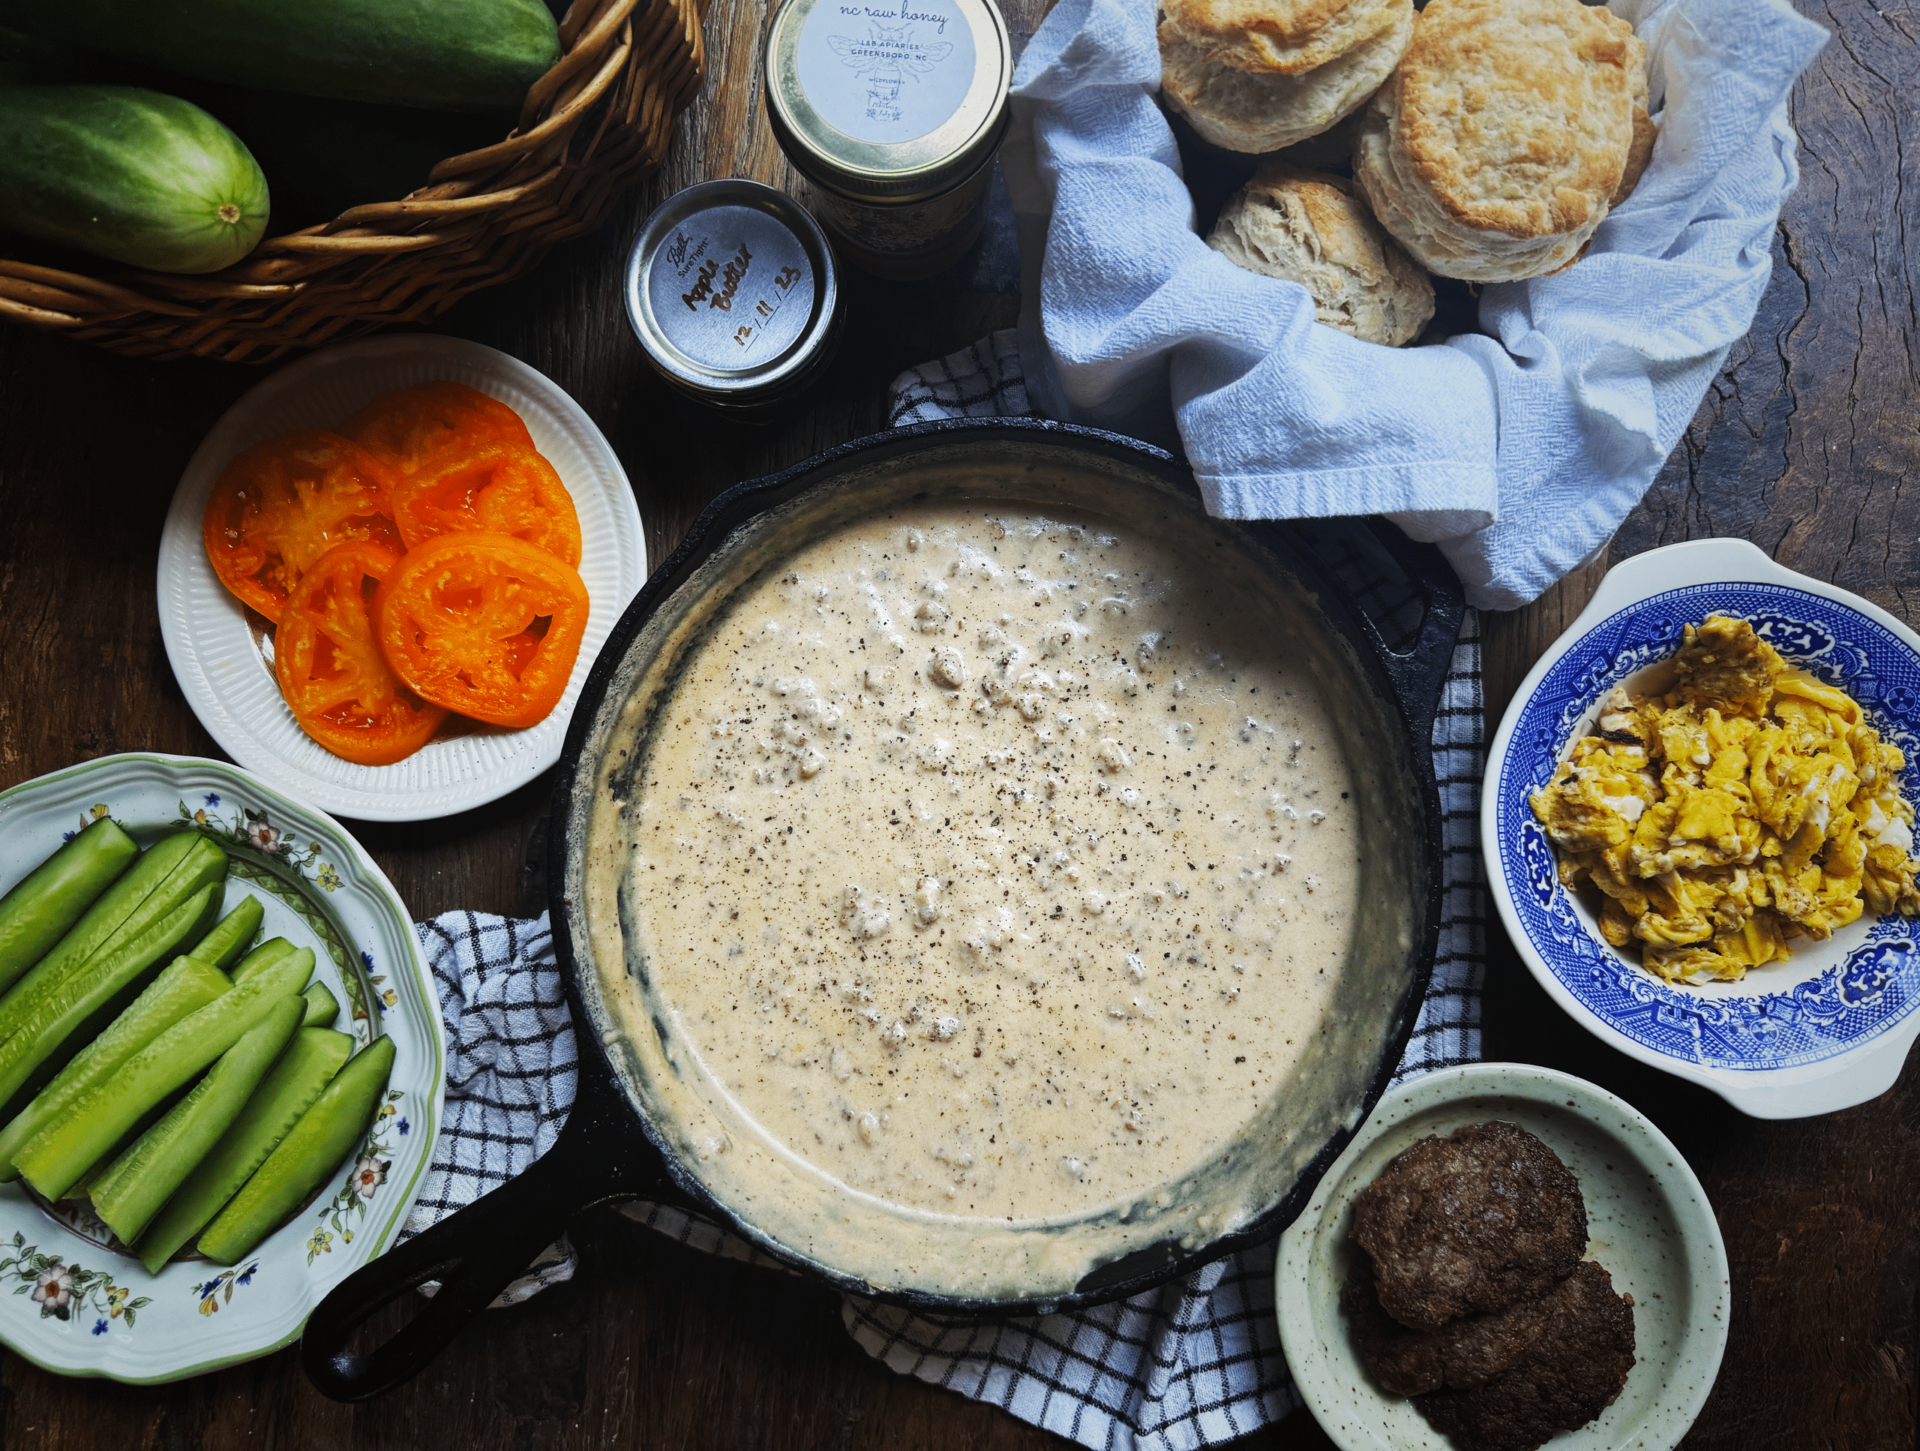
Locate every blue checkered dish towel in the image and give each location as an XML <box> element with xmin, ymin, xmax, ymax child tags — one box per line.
<box><xmin>400</xmin><ymin>332</ymin><xmax>1486</xmax><ymax>1449</ymax></box>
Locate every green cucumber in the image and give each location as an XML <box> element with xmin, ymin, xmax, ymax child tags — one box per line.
<box><xmin>14</xmin><ymin>947</ymin><xmax>314</xmax><ymax>1200</ymax></box>
<box><xmin>299</xmin><ymin>982</ymin><xmax>339</xmax><ymax>1028</ymax></box>
<box><xmin>135</xmin><ymin>1025</ymin><xmax>353</xmax><ymax>1271</ymax></box>
<box><xmin>230</xmin><ymin>937</ymin><xmax>297</xmax><ymax>985</ymax></box>
<box><xmin>0</xmin><ymin>817</ymin><xmax>139</xmax><ymax>995</ymax></box>
<box><xmin>0</xmin><ymin>954</ymin><xmax>231</xmax><ymax>1181</ymax></box>
<box><xmin>0</xmin><ymin>831</ymin><xmax>202</xmax><ymax>1030</ymax></box>
<box><xmin>184</xmin><ymin>896</ymin><xmax>263</xmax><ymax>971</ymax></box>
<box><xmin>93</xmin><ymin>995</ymin><xmax>304</xmax><ymax>1244</ymax></box>
<box><xmin>0</xmin><ymin>880</ymin><xmax>222</xmax><ymax>1110</ymax></box>
<box><xmin>199</xmin><ymin>1034</ymin><xmax>394</xmax><ymax>1265</ymax></box>
<box><xmin>68</xmin><ymin>1078</ymin><xmax>193</xmax><ymax>1202</ymax></box>
<box><xmin>0</xmin><ymin>84</ymin><xmax>267</xmax><ymax>273</ymax></box>
<box><xmin>0</xmin><ymin>0</ymin><xmax>560</xmax><ymax>112</ymax></box>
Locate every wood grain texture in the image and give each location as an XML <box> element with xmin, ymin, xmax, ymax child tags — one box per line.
<box><xmin>0</xmin><ymin>0</ymin><xmax>1911</xmax><ymax>1445</ymax></box>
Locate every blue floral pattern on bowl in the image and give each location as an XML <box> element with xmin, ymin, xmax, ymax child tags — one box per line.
<box><xmin>1495</xmin><ymin>582</ymin><xmax>1920</xmax><ymax>1073</ymax></box>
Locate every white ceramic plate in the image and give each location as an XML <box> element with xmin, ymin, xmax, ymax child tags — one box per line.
<box><xmin>1277</xmin><ymin>1063</ymin><xmax>1729</xmax><ymax>1451</ymax></box>
<box><xmin>1485</xmin><ymin>538</ymin><xmax>1920</xmax><ymax>1117</ymax></box>
<box><xmin>157</xmin><ymin>335</ymin><xmax>647</xmax><ymax>823</ymax></box>
<box><xmin>0</xmin><ymin>754</ymin><xmax>443</xmax><ymax>1383</ymax></box>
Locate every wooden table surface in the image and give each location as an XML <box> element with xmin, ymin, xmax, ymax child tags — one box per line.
<box><xmin>0</xmin><ymin>0</ymin><xmax>1912</xmax><ymax>1444</ymax></box>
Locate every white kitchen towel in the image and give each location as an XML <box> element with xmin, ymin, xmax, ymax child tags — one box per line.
<box><xmin>399</xmin><ymin>911</ymin><xmax>578</xmax><ymax>1306</ymax></box>
<box><xmin>1002</xmin><ymin>0</ymin><xmax>1828</xmax><ymax>609</ymax></box>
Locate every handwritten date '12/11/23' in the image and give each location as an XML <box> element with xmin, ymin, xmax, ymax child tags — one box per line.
<box><xmin>681</xmin><ymin>242</ymin><xmax>806</xmax><ymax>354</ymax></box>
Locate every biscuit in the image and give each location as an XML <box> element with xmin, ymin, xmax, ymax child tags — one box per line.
<box><xmin>1161</xmin><ymin>1</ymin><xmax>1411</xmax><ymax>155</ymax></box>
<box><xmin>1160</xmin><ymin>0</ymin><xmax>1405</xmax><ymax>76</ymax></box>
<box><xmin>1611</xmin><ymin>105</ymin><xmax>1657</xmax><ymax>208</ymax></box>
<box><xmin>1207</xmin><ymin>162</ymin><xmax>1433</xmax><ymax>345</ymax></box>
<box><xmin>1350</xmin><ymin>1121</ymin><xmax>1588</xmax><ymax>1330</ymax></box>
<box><xmin>1351</xmin><ymin>0</ymin><xmax>1647</xmax><ymax>282</ymax></box>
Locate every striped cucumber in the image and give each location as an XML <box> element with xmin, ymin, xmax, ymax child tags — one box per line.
<box><xmin>300</xmin><ymin>982</ymin><xmax>339</xmax><ymax>1028</ymax></box>
<box><xmin>0</xmin><ymin>84</ymin><xmax>268</xmax><ymax>273</ymax></box>
<box><xmin>92</xmin><ymin>995</ymin><xmax>304</xmax><ymax>1244</ymax></box>
<box><xmin>184</xmin><ymin>895</ymin><xmax>263</xmax><ymax>971</ymax></box>
<box><xmin>135</xmin><ymin>1025</ymin><xmax>352</xmax><ymax>1271</ymax></box>
<box><xmin>0</xmin><ymin>817</ymin><xmax>139</xmax><ymax>995</ymax></box>
<box><xmin>0</xmin><ymin>880</ymin><xmax>222</xmax><ymax>1109</ymax></box>
<box><xmin>14</xmin><ymin>947</ymin><xmax>314</xmax><ymax>1200</ymax></box>
<box><xmin>0</xmin><ymin>0</ymin><xmax>559</xmax><ymax>112</ymax></box>
<box><xmin>0</xmin><ymin>953</ymin><xmax>231</xmax><ymax>1180</ymax></box>
<box><xmin>199</xmin><ymin>1035</ymin><xmax>395</xmax><ymax>1265</ymax></box>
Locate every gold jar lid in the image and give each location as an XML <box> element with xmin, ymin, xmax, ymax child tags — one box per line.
<box><xmin>766</xmin><ymin>0</ymin><xmax>1012</xmax><ymax>207</ymax></box>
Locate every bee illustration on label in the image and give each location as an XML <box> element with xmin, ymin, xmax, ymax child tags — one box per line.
<box><xmin>828</xmin><ymin>22</ymin><xmax>953</xmax><ymax>124</ymax></box>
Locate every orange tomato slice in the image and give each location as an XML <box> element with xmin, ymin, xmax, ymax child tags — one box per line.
<box><xmin>388</xmin><ymin>440</ymin><xmax>583</xmax><ymax>567</ymax></box>
<box><xmin>202</xmin><ymin>431</ymin><xmax>403</xmax><ymax>624</ymax></box>
<box><xmin>374</xmin><ymin>533</ymin><xmax>591</xmax><ymax>730</ymax></box>
<box><xmin>275</xmin><ymin>542</ymin><xmax>448</xmax><ymax>766</ymax></box>
<box><xmin>345</xmin><ymin>382</ymin><xmax>534</xmax><ymax>477</ymax></box>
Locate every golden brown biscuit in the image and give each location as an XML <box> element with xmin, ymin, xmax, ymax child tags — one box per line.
<box><xmin>1160</xmin><ymin>0</ymin><xmax>1405</xmax><ymax>76</ymax></box>
<box><xmin>1351</xmin><ymin>0</ymin><xmax>1647</xmax><ymax>282</ymax></box>
<box><xmin>1161</xmin><ymin>1</ymin><xmax>1411</xmax><ymax>154</ymax></box>
<box><xmin>1611</xmin><ymin>106</ymin><xmax>1658</xmax><ymax>208</ymax></box>
<box><xmin>1207</xmin><ymin>162</ymin><xmax>1434</xmax><ymax>345</ymax></box>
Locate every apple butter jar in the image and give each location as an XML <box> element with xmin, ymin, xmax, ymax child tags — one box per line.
<box><xmin>623</xmin><ymin>179</ymin><xmax>844</xmax><ymax>418</ymax></box>
<box><xmin>765</xmin><ymin>0</ymin><xmax>1012</xmax><ymax>280</ymax></box>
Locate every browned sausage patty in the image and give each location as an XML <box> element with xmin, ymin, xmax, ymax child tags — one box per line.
<box><xmin>1350</xmin><ymin>1120</ymin><xmax>1587</xmax><ymax>1329</ymax></box>
<box><xmin>1340</xmin><ymin>1258</ymin><xmax>1561</xmax><ymax>1396</ymax></box>
<box><xmin>1413</xmin><ymin>1261</ymin><xmax>1637</xmax><ymax>1451</ymax></box>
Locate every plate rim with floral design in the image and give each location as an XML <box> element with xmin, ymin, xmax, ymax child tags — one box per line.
<box><xmin>0</xmin><ymin>753</ymin><xmax>444</xmax><ymax>1382</ymax></box>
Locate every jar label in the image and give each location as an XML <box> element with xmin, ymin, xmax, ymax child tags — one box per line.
<box><xmin>647</xmin><ymin>205</ymin><xmax>815</xmax><ymax>371</ymax></box>
<box><xmin>795</xmin><ymin>0</ymin><xmax>977</xmax><ymax>147</ymax></box>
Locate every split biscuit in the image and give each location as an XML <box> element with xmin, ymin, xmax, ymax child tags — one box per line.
<box><xmin>1160</xmin><ymin>0</ymin><xmax>1406</xmax><ymax>76</ymax></box>
<box><xmin>1161</xmin><ymin>1</ymin><xmax>1412</xmax><ymax>154</ymax></box>
<box><xmin>1207</xmin><ymin>162</ymin><xmax>1433</xmax><ymax>345</ymax></box>
<box><xmin>1352</xmin><ymin>0</ymin><xmax>1648</xmax><ymax>282</ymax></box>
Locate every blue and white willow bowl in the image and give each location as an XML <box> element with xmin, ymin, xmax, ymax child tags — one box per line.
<box><xmin>1485</xmin><ymin>539</ymin><xmax>1920</xmax><ymax>1118</ymax></box>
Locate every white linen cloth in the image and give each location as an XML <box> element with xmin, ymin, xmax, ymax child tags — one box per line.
<box><xmin>1001</xmin><ymin>0</ymin><xmax>1828</xmax><ymax>608</ymax></box>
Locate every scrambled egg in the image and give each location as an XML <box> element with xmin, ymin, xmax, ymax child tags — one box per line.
<box><xmin>1529</xmin><ymin>615</ymin><xmax>1920</xmax><ymax>984</ymax></box>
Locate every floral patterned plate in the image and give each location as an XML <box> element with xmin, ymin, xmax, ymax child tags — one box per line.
<box><xmin>0</xmin><ymin>753</ymin><xmax>443</xmax><ymax>1381</ymax></box>
<box><xmin>1486</xmin><ymin>538</ymin><xmax>1920</xmax><ymax>1118</ymax></box>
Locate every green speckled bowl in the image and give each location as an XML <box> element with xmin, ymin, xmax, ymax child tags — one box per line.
<box><xmin>0</xmin><ymin>754</ymin><xmax>442</xmax><ymax>1382</ymax></box>
<box><xmin>1276</xmin><ymin>1063</ymin><xmax>1729</xmax><ymax>1451</ymax></box>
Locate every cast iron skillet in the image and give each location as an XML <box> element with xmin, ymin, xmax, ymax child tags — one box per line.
<box><xmin>301</xmin><ymin>419</ymin><xmax>1463</xmax><ymax>1400</ymax></box>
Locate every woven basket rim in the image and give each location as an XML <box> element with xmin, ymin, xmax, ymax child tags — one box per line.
<box><xmin>0</xmin><ymin>0</ymin><xmax>704</xmax><ymax>359</ymax></box>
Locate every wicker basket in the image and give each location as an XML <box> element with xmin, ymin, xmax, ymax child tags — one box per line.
<box><xmin>0</xmin><ymin>0</ymin><xmax>703</xmax><ymax>363</ymax></box>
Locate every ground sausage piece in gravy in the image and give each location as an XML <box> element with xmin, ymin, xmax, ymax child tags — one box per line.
<box><xmin>618</xmin><ymin>505</ymin><xmax>1361</xmax><ymax>1228</ymax></box>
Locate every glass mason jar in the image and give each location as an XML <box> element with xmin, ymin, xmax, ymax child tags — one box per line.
<box><xmin>765</xmin><ymin>0</ymin><xmax>1012</xmax><ymax>281</ymax></box>
<box><xmin>624</xmin><ymin>179</ymin><xmax>844</xmax><ymax>418</ymax></box>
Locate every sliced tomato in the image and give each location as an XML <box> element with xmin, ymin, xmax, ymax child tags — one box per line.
<box><xmin>374</xmin><ymin>533</ymin><xmax>591</xmax><ymax>730</ymax></box>
<box><xmin>274</xmin><ymin>541</ymin><xmax>448</xmax><ymax>765</ymax></box>
<box><xmin>202</xmin><ymin>431</ymin><xmax>403</xmax><ymax>624</ymax></box>
<box><xmin>389</xmin><ymin>440</ymin><xmax>583</xmax><ymax>566</ymax></box>
<box><xmin>345</xmin><ymin>382</ymin><xmax>534</xmax><ymax>477</ymax></box>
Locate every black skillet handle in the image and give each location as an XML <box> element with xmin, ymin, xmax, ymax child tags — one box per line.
<box><xmin>1353</xmin><ymin>518</ymin><xmax>1466</xmax><ymax>736</ymax></box>
<box><xmin>300</xmin><ymin>1069</ymin><xmax>661</xmax><ymax>1402</ymax></box>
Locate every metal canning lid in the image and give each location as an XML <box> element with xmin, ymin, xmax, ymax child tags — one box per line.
<box><xmin>766</xmin><ymin>0</ymin><xmax>1012</xmax><ymax>206</ymax></box>
<box><xmin>625</xmin><ymin>179</ymin><xmax>840</xmax><ymax>405</ymax></box>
